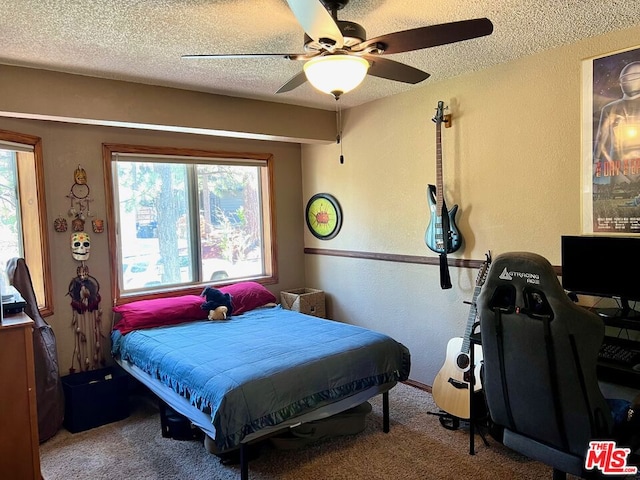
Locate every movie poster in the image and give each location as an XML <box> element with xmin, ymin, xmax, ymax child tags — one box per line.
<box><xmin>582</xmin><ymin>46</ymin><xmax>640</xmax><ymax>234</ymax></box>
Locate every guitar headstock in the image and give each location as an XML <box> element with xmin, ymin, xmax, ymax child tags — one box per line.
<box><xmin>432</xmin><ymin>101</ymin><xmax>447</xmax><ymax>124</ymax></box>
<box><xmin>475</xmin><ymin>250</ymin><xmax>492</xmax><ymax>286</ymax></box>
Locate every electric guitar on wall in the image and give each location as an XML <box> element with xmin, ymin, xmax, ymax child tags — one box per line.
<box><xmin>425</xmin><ymin>101</ymin><xmax>462</xmax><ymax>256</ymax></box>
<box><xmin>431</xmin><ymin>251</ymin><xmax>491</xmax><ymax>420</ymax></box>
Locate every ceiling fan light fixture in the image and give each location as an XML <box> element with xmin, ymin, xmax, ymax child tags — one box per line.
<box><xmin>303</xmin><ymin>54</ymin><xmax>369</xmax><ymax>97</ymax></box>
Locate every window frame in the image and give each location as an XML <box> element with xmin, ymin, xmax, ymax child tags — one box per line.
<box><xmin>102</xmin><ymin>143</ymin><xmax>278</xmax><ymax>305</ymax></box>
<box><xmin>0</xmin><ymin>129</ymin><xmax>53</xmax><ymax>316</ymax></box>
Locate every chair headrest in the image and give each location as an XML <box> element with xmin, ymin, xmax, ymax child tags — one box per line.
<box><xmin>481</xmin><ymin>251</ymin><xmax>566</xmax><ymax>320</ymax></box>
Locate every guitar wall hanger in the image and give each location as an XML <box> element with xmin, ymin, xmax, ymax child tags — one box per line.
<box><xmin>432</xmin><ymin>104</ymin><xmax>452</xmax><ymax>128</ymax></box>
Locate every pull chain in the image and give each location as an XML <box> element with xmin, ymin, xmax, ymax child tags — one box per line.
<box><xmin>335</xmin><ymin>97</ymin><xmax>344</xmax><ymax>164</ymax></box>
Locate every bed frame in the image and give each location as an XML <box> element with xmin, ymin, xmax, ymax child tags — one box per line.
<box><xmin>117</xmin><ymin>358</ymin><xmax>393</xmax><ymax>480</ymax></box>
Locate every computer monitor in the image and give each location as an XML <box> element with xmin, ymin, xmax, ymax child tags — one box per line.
<box><xmin>561</xmin><ymin>235</ymin><xmax>640</xmax><ymax>319</ymax></box>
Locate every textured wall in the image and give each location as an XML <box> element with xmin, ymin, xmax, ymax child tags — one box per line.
<box><xmin>302</xmin><ymin>25</ymin><xmax>640</xmax><ymax>385</ymax></box>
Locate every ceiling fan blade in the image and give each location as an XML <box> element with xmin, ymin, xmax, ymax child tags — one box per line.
<box><xmin>358</xmin><ymin>18</ymin><xmax>493</xmax><ymax>55</ymax></box>
<box><xmin>276</xmin><ymin>71</ymin><xmax>308</xmax><ymax>94</ymax></box>
<box><xmin>286</xmin><ymin>0</ymin><xmax>344</xmax><ymax>48</ymax></box>
<box><xmin>363</xmin><ymin>55</ymin><xmax>430</xmax><ymax>84</ymax></box>
<box><xmin>182</xmin><ymin>53</ymin><xmax>308</xmax><ymax>60</ymax></box>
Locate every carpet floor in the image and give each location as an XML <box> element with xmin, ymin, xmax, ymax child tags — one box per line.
<box><xmin>40</xmin><ymin>382</ymin><xmax>581</xmax><ymax>480</ymax></box>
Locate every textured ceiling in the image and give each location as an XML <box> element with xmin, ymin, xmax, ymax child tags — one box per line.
<box><xmin>0</xmin><ymin>0</ymin><xmax>639</xmax><ymax>111</ymax></box>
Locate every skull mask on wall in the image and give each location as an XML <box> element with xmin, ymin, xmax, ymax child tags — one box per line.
<box><xmin>71</xmin><ymin>232</ymin><xmax>91</xmax><ymax>261</ymax></box>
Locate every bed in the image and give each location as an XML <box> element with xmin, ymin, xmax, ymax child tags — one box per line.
<box><xmin>111</xmin><ymin>282</ymin><xmax>411</xmax><ymax>479</ymax></box>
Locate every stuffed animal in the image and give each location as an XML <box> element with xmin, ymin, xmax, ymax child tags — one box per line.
<box><xmin>201</xmin><ymin>286</ymin><xmax>233</xmax><ymax>321</ymax></box>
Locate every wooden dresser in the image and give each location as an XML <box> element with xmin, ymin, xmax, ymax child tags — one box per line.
<box><xmin>0</xmin><ymin>312</ymin><xmax>41</xmax><ymax>479</ymax></box>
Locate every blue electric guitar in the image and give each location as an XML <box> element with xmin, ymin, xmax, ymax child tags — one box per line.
<box><xmin>425</xmin><ymin>101</ymin><xmax>462</xmax><ymax>257</ymax></box>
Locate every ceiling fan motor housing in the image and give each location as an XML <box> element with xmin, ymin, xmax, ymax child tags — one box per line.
<box><xmin>337</xmin><ymin>20</ymin><xmax>366</xmax><ymax>46</ymax></box>
<box><xmin>304</xmin><ymin>20</ymin><xmax>366</xmax><ymax>51</ymax></box>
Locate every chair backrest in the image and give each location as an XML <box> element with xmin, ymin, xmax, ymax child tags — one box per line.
<box><xmin>477</xmin><ymin>252</ymin><xmax>613</xmax><ymax>458</ymax></box>
<box><xmin>6</xmin><ymin>257</ymin><xmax>64</xmax><ymax>443</ymax></box>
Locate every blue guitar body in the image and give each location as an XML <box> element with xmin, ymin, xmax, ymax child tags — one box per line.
<box><xmin>426</xmin><ymin>184</ymin><xmax>462</xmax><ymax>254</ymax></box>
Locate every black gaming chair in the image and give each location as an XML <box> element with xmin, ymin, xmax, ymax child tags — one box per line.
<box><xmin>477</xmin><ymin>251</ymin><xmax>636</xmax><ymax>479</ymax></box>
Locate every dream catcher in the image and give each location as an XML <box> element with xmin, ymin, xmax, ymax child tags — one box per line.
<box><xmin>54</xmin><ymin>165</ymin><xmax>105</xmax><ymax>234</ymax></box>
<box><xmin>67</xmin><ymin>231</ymin><xmax>106</xmax><ymax>373</ymax></box>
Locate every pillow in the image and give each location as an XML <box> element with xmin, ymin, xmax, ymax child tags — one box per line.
<box><xmin>113</xmin><ymin>294</ymin><xmax>208</xmax><ymax>334</ymax></box>
<box><xmin>219</xmin><ymin>281</ymin><xmax>277</xmax><ymax>315</ymax></box>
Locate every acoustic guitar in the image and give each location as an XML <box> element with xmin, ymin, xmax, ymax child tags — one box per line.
<box><xmin>425</xmin><ymin>101</ymin><xmax>462</xmax><ymax>256</ymax></box>
<box><xmin>431</xmin><ymin>252</ymin><xmax>491</xmax><ymax>420</ymax></box>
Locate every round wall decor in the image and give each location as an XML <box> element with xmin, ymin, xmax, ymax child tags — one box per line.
<box><xmin>305</xmin><ymin>193</ymin><xmax>343</xmax><ymax>240</ymax></box>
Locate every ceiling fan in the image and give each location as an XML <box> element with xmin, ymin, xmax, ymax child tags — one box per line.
<box><xmin>183</xmin><ymin>0</ymin><xmax>494</xmax><ymax>98</ymax></box>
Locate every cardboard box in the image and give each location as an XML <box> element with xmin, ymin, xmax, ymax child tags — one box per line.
<box><xmin>280</xmin><ymin>288</ymin><xmax>326</xmax><ymax>318</ymax></box>
<box><xmin>61</xmin><ymin>365</ymin><xmax>130</xmax><ymax>433</ymax></box>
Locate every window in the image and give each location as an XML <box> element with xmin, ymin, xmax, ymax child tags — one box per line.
<box><xmin>103</xmin><ymin>144</ymin><xmax>276</xmax><ymax>302</ymax></box>
<box><xmin>0</xmin><ymin>129</ymin><xmax>53</xmax><ymax>314</ymax></box>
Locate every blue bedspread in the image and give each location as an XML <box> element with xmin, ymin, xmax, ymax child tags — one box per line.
<box><xmin>111</xmin><ymin>306</ymin><xmax>410</xmax><ymax>451</ymax></box>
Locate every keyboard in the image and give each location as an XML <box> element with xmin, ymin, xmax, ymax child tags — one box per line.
<box><xmin>598</xmin><ymin>342</ymin><xmax>640</xmax><ymax>366</ymax></box>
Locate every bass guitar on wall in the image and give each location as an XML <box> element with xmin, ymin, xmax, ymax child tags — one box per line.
<box><xmin>425</xmin><ymin>101</ymin><xmax>462</xmax><ymax>288</ymax></box>
<box><xmin>432</xmin><ymin>251</ymin><xmax>491</xmax><ymax>420</ymax></box>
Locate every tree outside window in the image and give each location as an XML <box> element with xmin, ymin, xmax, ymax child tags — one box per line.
<box><xmin>103</xmin><ymin>144</ymin><xmax>276</xmax><ymax>302</ymax></box>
